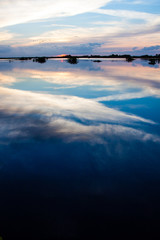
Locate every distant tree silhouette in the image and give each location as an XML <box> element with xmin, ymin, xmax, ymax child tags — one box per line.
<box><xmin>33</xmin><ymin>57</ymin><xmax>47</xmax><ymax>63</ymax></box>
<box><xmin>149</xmin><ymin>59</ymin><xmax>156</xmax><ymax>65</ymax></box>
<box><xmin>67</xmin><ymin>56</ymin><xmax>78</xmax><ymax>64</ymax></box>
<box><xmin>93</xmin><ymin>60</ymin><xmax>102</xmax><ymax>62</ymax></box>
<box><xmin>19</xmin><ymin>57</ymin><xmax>32</xmax><ymax>61</ymax></box>
<box><xmin>126</xmin><ymin>56</ymin><xmax>135</xmax><ymax>62</ymax></box>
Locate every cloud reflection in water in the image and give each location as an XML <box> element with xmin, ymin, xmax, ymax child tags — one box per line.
<box><xmin>0</xmin><ymin>59</ymin><xmax>160</xmax><ymax>147</ymax></box>
<box><xmin>0</xmin><ymin>60</ymin><xmax>160</xmax><ymax>240</ymax></box>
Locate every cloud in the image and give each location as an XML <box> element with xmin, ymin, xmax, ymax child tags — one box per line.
<box><xmin>0</xmin><ymin>45</ymin><xmax>12</xmax><ymax>54</ymax></box>
<box><xmin>125</xmin><ymin>45</ymin><xmax>160</xmax><ymax>55</ymax></box>
<box><xmin>94</xmin><ymin>89</ymin><xmax>160</xmax><ymax>102</ymax></box>
<box><xmin>115</xmin><ymin>0</ymin><xmax>143</xmax><ymax>2</ymax></box>
<box><xmin>98</xmin><ymin>30</ymin><xmax>160</xmax><ymax>49</ymax></box>
<box><xmin>0</xmin><ymin>0</ymin><xmax>111</xmax><ymax>28</ymax></box>
<box><xmin>17</xmin><ymin>62</ymin><xmax>160</xmax><ymax>90</ymax></box>
<box><xmin>13</xmin><ymin>25</ymin><xmax>122</xmax><ymax>47</ymax></box>
<box><xmin>0</xmin><ymin>111</ymin><xmax>159</xmax><ymax>145</ymax></box>
<box><xmin>0</xmin><ymin>1</ymin><xmax>160</xmax><ymax>56</ymax></box>
<box><xmin>90</xmin><ymin>8</ymin><xmax>160</xmax><ymax>49</ymax></box>
<box><xmin>1</xmin><ymin>59</ymin><xmax>160</xmax><ymax>99</ymax></box>
<box><xmin>0</xmin><ymin>86</ymin><xmax>155</xmax><ymax>125</ymax></box>
<box><xmin>95</xmin><ymin>8</ymin><xmax>156</xmax><ymax>21</ymax></box>
<box><xmin>0</xmin><ymin>72</ymin><xmax>18</xmax><ymax>85</ymax></box>
<box><xmin>0</xmin><ymin>60</ymin><xmax>159</xmax><ymax>146</ymax></box>
<box><xmin>9</xmin><ymin>8</ymin><xmax>160</xmax><ymax>53</ymax></box>
<box><xmin>1</xmin><ymin>42</ymin><xmax>103</xmax><ymax>57</ymax></box>
<box><xmin>140</xmin><ymin>45</ymin><xmax>160</xmax><ymax>51</ymax></box>
<box><xmin>0</xmin><ymin>86</ymin><xmax>158</xmax><ymax>146</ymax></box>
<box><xmin>0</xmin><ymin>31</ymin><xmax>15</xmax><ymax>42</ymax></box>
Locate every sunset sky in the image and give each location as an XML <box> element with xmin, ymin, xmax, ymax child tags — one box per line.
<box><xmin>0</xmin><ymin>0</ymin><xmax>160</xmax><ymax>57</ymax></box>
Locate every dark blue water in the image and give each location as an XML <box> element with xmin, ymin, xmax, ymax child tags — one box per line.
<box><xmin>0</xmin><ymin>59</ymin><xmax>160</xmax><ymax>239</ymax></box>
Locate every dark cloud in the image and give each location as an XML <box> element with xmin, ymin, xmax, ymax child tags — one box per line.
<box><xmin>0</xmin><ymin>45</ymin><xmax>12</xmax><ymax>55</ymax></box>
<box><xmin>132</xmin><ymin>47</ymin><xmax>138</xmax><ymax>50</ymax></box>
<box><xmin>0</xmin><ymin>42</ymin><xmax>103</xmax><ymax>57</ymax></box>
<box><xmin>0</xmin><ymin>42</ymin><xmax>159</xmax><ymax>58</ymax></box>
<box><xmin>57</xmin><ymin>43</ymin><xmax>102</xmax><ymax>55</ymax></box>
<box><xmin>140</xmin><ymin>45</ymin><xmax>160</xmax><ymax>51</ymax></box>
<box><xmin>101</xmin><ymin>44</ymin><xmax>160</xmax><ymax>57</ymax></box>
<box><xmin>129</xmin><ymin>45</ymin><xmax>160</xmax><ymax>56</ymax></box>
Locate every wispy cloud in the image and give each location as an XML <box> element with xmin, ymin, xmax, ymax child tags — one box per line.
<box><xmin>0</xmin><ymin>0</ymin><xmax>111</xmax><ymax>28</ymax></box>
<box><xmin>115</xmin><ymin>0</ymin><xmax>146</xmax><ymax>4</ymax></box>
<box><xmin>0</xmin><ymin>85</ymin><xmax>159</xmax><ymax>146</ymax></box>
<box><xmin>0</xmin><ymin>86</ymin><xmax>155</xmax><ymax>126</ymax></box>
<box><xmin>0</xmin><ymin>1</ymin><xmax>160</xmax><ymax>56</ymax></box>
<box><xmin>0</xmin><ymin>31</ymin><xmax>15</xmax><ymax>42</ymax></box>
<box><xmin>12</xmin><ymin>25</ymin><xmax>123</xmax><ymax>47</ymax></box>
<box><xmin>1</xmin><ymin>61</ymin><xmax>160</xmax><ymax>101</ymax></box>
<box><xmin>0</xmin><ymin>73</ymin><xmax>18</xmax><ymax>85</ymax></box>
<box><xmin>95</xmin><ymin>8</ymin><xmax>157</xmax><ymax>21</ymax></box>
<box><xmin>10</xmin><ymin>6</ymin><xmax>160</xmax><ymax>52</ymax></box>
<box><xmin>94</xmin><ymin>89</ymin><xmax>160</xmax><ymax>102</ymax></box>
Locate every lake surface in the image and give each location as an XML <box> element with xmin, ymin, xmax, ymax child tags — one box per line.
<box><xmin>0</xmin><ymin>58</ymin><xmax>160</xmax><ymax>239</ymax></box>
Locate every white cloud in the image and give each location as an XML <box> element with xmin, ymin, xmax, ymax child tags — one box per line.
<box><xmin>95</xmin><ymin>8</ymin><xmax>157</xmax><ymax>21</ymax></box>
<box><xmin>13</xmin><ymin>25</ymin><xmax>123</xmax><ymax>47</ymax></box>
<box><xmin>0</xmin><ymin>1</ymin><xmax>160</xmax><ymax>54</ymax></box>
<box><xmin>1</xmin><ymin>60</ymin><xmax>160</xmax><ymax>99</ymax></box>
<box><xmin>0</xmin><ymin>0</ymin><xmax>111</xmax><ymax>28</ymax></box>
<box><xmin>94</xmin><ymin>89</ymin><xmax>160</xmax><ymax>102</ymax></box>
<box><xmin>0</xmin><ymin>31</ymin><xmax>15</xmax><ymax>42</ymax></box>
<box><xmin>115</xmin><ymin>0</ymin><xmax>146</xmax><ymax>4</ymax></box>
<box><xmin>0</xmin><ymin>86</ymin><xmax>155</xmax><ymax>125</ymax></box>
<box><xmin>1</xmin><ymin>114</ymin><xmax>159</xmax><ymax>145</ymax></box>
<box><xmin>0</xmin><ymin>73</ymin><xmax>18</xmax><ymax>85</ymax></box>
<box><xmin>10</xmin><ymin>8</ymin><xmax>160</xmax><ymax>49</ymax></box>
<box><xmin>15</xmin><ymin>62</ymin><xmax>160</xmax><ymax>91</ymax></box>
<box><xmin>0</xmin><ymin>86</ymin><xmax>158</xmax><ymax>145</ymax></box>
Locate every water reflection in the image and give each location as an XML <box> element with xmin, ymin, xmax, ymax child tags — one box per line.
<box><xmin>0</xmin><ymin>59</ymin><xmax>160</xmax><ymax>239</ymax></box>
<box><xmin>1</xmin><ymin>59</ymin><xmax>160</xmax><ymax>98</ymax></box>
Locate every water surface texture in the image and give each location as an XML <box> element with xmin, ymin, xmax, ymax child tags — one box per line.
<box><xmin>0</xmin><ymin>59</ymin><xmax>160</xmax><ymax>239</ymax></box>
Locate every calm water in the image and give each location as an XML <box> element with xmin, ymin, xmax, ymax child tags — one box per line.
<box><xmin>0</xmin><ymin>58</ymin><xmax>160</xmax><ymax>239</ymax></box>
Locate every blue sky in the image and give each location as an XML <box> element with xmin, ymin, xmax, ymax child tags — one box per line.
<box><xmin>0</xmin><ymin>0</ymin><xmax>160</xmax><ymax>56</ymax></box>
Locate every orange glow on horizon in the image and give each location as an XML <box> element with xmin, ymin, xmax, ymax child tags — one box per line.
<box><xmin>56</xmin><ymin>54</ymin><xmax>68</xmax><ymax>57</ymax></box>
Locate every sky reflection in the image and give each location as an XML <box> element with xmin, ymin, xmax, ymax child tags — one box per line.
<box><xmin>0</xmin><ymin>59</ymin><xmax>160</xmax><ymax>239</ymax></box>
<box><xmin>0</xmin><ymin>59</ymin><xmax>160</xmax><ymax>146</ymax></box>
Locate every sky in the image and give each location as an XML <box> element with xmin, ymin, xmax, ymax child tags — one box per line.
<box><xmin>0</xmin><ymin>0</ymin><xmax>160</xmax><ymax>57</ymax></box>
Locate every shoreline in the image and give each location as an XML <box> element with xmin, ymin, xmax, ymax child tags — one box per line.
<box><xmin>0</xmin><ymin>54</ymin><xmax>160</xmax><ymax>60</ymax></box>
